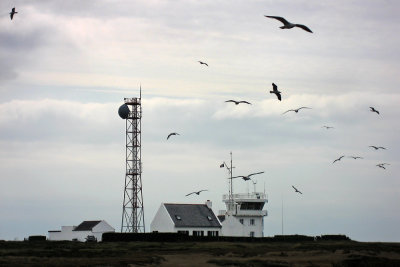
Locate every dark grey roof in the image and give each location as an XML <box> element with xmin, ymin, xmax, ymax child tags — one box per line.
<box><xmin>164</xmin><ymin>204</ymin><xmax>221</xmax><ymax>228</ymax></box>
<box><xmin>217</xmin><ymin>215</ymin><xmax>225</xmax><ymax>223</ymax></box>
<box><xmin>73</xmin><ymin>220</ymin><xmax>102</xmax><ymax>231</ymax></box>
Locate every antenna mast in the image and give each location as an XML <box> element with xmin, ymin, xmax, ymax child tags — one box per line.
<box><xmin>120</xmin><ymin>88</ymin><xmax>145</xmax><ymax>233</ymax></box>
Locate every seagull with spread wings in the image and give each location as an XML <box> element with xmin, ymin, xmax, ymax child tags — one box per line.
<box><xmin>270</xmin><ymin>83</ymin><xmax>282</xmax><ymax>101</ymax></box>
<box><xmin>292</xmin><ymin>186</ymin><xmax>302</xmax><ymax>194</ymax></box>
<box><xmin>322</xmin><ymin>126</ymin><xmax>334</xmax><ymax>129</ymax></box>
<box><xmin>282</xmin><ymin>107</ymin><xmax>312</xmax><ymax>114</ymax></box>
<box><xmin>333</xmin><ymin>156</ymin><xmax>345</xmax><ymax>164</ymax></box>
<box><xmin>348</xmin><ymin>156</ymin><xmax>363</xmax><ymax>160</ymax></box>
<box><xmin>376</xmin><ymin>163</ymin><xmax>390</xmax><ymax>169</ymax></box>
<box><xmin>225</xmin><ymin>100</ymin><xmax>251</xmax><ymax>105</ymax></box>
<box><xmin>265</xmin><ymin>15</ymin><xmax>312</xmax><ymax>33</ymax></box>
<box><xmin>369</xmin><ymin>107</ymin><xmax>379</xmax><ymax>114</ymax></box>
<box><xmin>198</xmin><ymin>61</ymin><xmax>208</xmax><ymax>66</ymax></box>
<box><xmin>231</xmin><ymin>171</ymin><xmax>264</xmax><ymax>181</ymax></box>
<box><xmin>376</xmin><ymin>164</ymin><xmax>389</xmax><ymax>170</ymax></box>
<box><xmin>10</xmin><ymin>7</ymin><xmax>18</xmax><ymax>20</ymax></box>
<box><xmin>167</xmin><ymin>132</ymin><xmax>180</xmax><ymax>140</ymax></box>
<box><xmin>185</xmin><ymin>190</ymin><xmax>208</xmax><ymax>196</ymax></box>
<box><xmin>369</xmin><ymin>146</ymin><xmax>386</xmax><ymax>150</ymax></box>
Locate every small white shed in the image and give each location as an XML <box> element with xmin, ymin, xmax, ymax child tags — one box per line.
<box><xmin>48</xmin><ymin>220</ymin><xmax>115</xmax><ymax>242</ymax></box>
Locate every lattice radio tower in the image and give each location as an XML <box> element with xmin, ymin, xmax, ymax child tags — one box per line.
<box><xmin>118</xmin><ymin>88</ymin><xmax>145</xmax><ymax>233</ymax></box>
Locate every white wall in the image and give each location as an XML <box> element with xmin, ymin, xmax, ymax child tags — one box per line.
<box><xmin>221</xmin><ymin>215</ymin><xmax>264</xmax><ymax>237</ymax></box>
<box><xmin>150</xmin><ymin>204</ymin><xmax>175</xmax><ymax>232</ymax></box>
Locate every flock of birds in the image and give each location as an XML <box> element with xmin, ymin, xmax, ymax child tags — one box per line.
<box><xmin>178</xmin><ymin>15</ymin><xmax>317</xmax><ymax>197</ymax></box>
<box><xmin>159</xmin><ymin>14</ymin><xmax>391</xmax><ymax>197</ymax></box>
<box><xmin>8</xmin><ymin>7</ymin><xmax>390</xmax><ymax>197</ymax></box>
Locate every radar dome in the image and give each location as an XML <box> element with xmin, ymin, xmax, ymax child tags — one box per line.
<box><xmin>118</xmin><ymin>104</ymin><xmax>130</xmax><ymax>119</ymax></box>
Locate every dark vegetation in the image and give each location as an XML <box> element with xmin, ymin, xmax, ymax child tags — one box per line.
<box><xmin>0</xmin><ymin>236</ymin><xmax>399</xmax><ymax>266</ymax></box>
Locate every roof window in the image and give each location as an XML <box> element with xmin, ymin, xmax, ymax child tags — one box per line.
<box><xmin>207</xmin><ymin>216</ymin><xmax>212</xmax><ymax>221</ymax></box>
<box><xmin>175</xmin><ymin>215</ymin><xmax>182</xmax><ymax>220</ymax></box>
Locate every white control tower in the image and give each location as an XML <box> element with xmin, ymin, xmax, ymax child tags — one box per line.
<box><xmin>218</xmin><ymin>153</ymin><xmax>268</xmax><ymax>237</ymax></box>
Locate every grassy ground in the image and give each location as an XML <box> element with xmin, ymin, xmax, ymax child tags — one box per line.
<box><xmin>0</xmin><ymin>240</ymin><xmax>400</xmax><ymax>266</ymax></box>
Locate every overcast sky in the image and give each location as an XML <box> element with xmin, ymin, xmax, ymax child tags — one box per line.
<box><xmin>1</xmin><ymin>0</ymin><xmax>399</xmax><ymax>242</ymax></box>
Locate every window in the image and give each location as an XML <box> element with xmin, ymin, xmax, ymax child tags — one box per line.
<box><xmin>239</xmin><ymin>219</ymin><xmax>244</xmax><ymax>225</ymax></box>
<box><xmin>207</xmin><ymin>231</ymin><xmax>219</xmax><ymax>237</ymax></box>
<box><xmin>250</xmin><ymin>219</ymin><xmax>255</xmax><ymax>225</ymax></box>
<box><xmin>250</xmin><ymin>231</ymin><xmax>255</xmax><ymax>237</ymax></box>
<box><xmin>175</xmin><ymin>215</ymin><xmax>182</xmax><ymax>220</ymax></box>
<box><xmin>192</xmin><ymin>231</ymin><xmax>204</xmax><ymax>237</ymax></box>
<box><xmin>207</xmin><ymin>216</ymin><xmax>212</xmax><ymax>221</ymax></box>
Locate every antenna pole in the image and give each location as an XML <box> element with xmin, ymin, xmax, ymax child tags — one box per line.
<box><xmin>281</xmin><ymin>193</ymin><xmax>284</xmax><ymax>236</ymax></box>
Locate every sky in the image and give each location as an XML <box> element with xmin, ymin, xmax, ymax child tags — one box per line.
<box><xmin>0</xmin><ymin>0</ymin><xmax>399</xmax><ymax>242</ymax></box>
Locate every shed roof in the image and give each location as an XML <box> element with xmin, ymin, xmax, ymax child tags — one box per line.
<box><xmin>73</xmin><ymin>220</ymin><xmax>102</xmax><ymax>231</ymax></box>
<box><xmin>164</xmin><ymin>203</ymin><xmax>221</xmax><ymax>228</ymax></box>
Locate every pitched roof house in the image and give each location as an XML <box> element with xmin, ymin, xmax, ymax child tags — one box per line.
<box><xmin>150</xmin><ymin>201</ymin><xmax>221</xmax><ymax>236</ymax></box>
<box><xmin>48</xmin><ymin>220</ymin><xmax>115</xmax><ymax>242</ymax></box>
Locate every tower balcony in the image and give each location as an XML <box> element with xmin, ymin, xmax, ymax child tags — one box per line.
<box><xmin>223</xmin><ymin>192</ymin><xmax>267</xmax><ymax>203</ymax></box>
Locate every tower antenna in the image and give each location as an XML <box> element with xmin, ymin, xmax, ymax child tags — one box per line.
<box><xmin>118</xmin><ymin>87</ymin><xmax>145</xmax><ymax>233</ymax></box>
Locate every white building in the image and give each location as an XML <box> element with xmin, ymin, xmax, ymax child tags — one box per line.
<box><xmin>48</xmin><ymin>220</ymin><xmax>115</xmax><ymax>242</ymax></box>
<box><xmin>218</xmin><ymin>192</ymin><xmax>268</xmax><ymax>237</ymax></box>
<box><xmin>150</xmin><ymin>201</ymin><xmax>221</xmax><ymax>236</ymax></box>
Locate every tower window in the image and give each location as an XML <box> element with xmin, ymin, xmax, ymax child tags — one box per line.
<box><xmin>250</xmin><ymin>219</ymin><xmax>255</xmax><ymax>225</ymax></box>
<box><xmin>239</xmin><ymin>219</ymin><xmax>244</xmax><ymax>225</ymax></box>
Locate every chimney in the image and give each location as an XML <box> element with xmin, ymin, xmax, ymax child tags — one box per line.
<box><xmin>205</xmin><ymin>200</ymin><xmax>212</xmax><ymax>210</ymax></box>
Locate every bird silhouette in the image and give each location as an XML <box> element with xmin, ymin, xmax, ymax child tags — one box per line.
<box><xmin>231</xmin><ymin>171</ymin><xmax>264</xmax><ymax>181</ymax></box>
<box><xmin>369</xmin><ymin>146</ymin><xmax>386</xmax><ymax>150</ymax></box>
<box><xmin>333</xmin><ymin>156</ymin><xmax>345</xmax><ymax>164</ymax></box>
<box><xmin>348</xmin><ymin>156</ymin><xmax>363</xmax><ymax>159</ymax></box>
<box><xmin>376</xmin><ymin>164</ymin><xmax>387</xmax><ymax>170</ymax></box>
<box><xmin>270</xmin><ymin>83</ymin><xmax>282</xmax><ymax>101</ymax></box>
<box><xmin>369</xmin><ymin>107</ymin><xmax>379</xmax><ymax>114</ymax></box>
<box><xmin>282</xmin><ymin>107</ymin><xmax>311</xmax><ymax>114</ymax></box>
<box><xmin>198</xmin><ymin>61</ymin><xmax>208</xmax><ymax>66</ymax></box>
<box><xmin>322</xmin><ymin>126</ymin><xmax>334</xmax><ymax>129</ymax></box>
<box><xmin>265</xmin><ymin>15</ymin><xmax>312</xmax><ymax>33</ymax></box>
<box><xmin>10</xmin><ymin>7</ymin><xmax>18</xmax><ymax>20</ymax></box>
<box><xmin>167</xmin><ymin>132</ymin><xmax>180</xmax><ymax>140</ymax></box>
<box><xmin>292</xmin><ymin>185</ymin><xmax>302</xmax><ymax>194</ymax></box>
<box><xmin>225</xmin><ymin>100</ymin><xmax>251</xmax><ymax>105</ymax></box>
<box><xmin>185</xmin><ymin>190</ymin><xmax>208</xmax><ymax>196</ymax></box>
<box><xmin>377</xmin><ymin>163</ymin><xmax>390</xmax><ymax>168</ymax></box>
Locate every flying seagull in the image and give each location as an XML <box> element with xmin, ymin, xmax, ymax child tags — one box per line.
<box><xmin>282</xmin><ymin>107</ymin><xmax>312</xmax><ymax>114</ymax></box>
<box><xmin>270</xmin><ymin>83</ymin><xmax>282</xmax><ymax>101</ymax></box>
<box><xmin>376</xmin><ymin>164</ymin><xmax>387</xmax><ymax>170</ymax></box>
<box><xmin>198</xmin><ymin>61</ymin><xmax>208</xmax><ymax>66</ymax></box>
<box><xmin>167</xmin><ymin>132</ymin><xmax>180</xmax><ymax>140</ymax></box>
<box><xmin>231</xmin><ymin>171</ymin><xmax>265</xmax><ymax>181</ymax></box>
<box><xmin>10</xmin><ymin>7</ymin><xmax>18</xmax><ymax>20</ymax></box>
<box><xmin>377</xmin><ymin>163</ymin><xmax>390</xmax><ymax>168</ymax></box>
<box><xmin>322</xmin><ymin>126</ymin><xmax>334</xmax><ymax>129</ymax></box>
<box><xmin>225</xmin><ymin>100</ymin><xmax>251</xmax><ymax>105</ymax></box>
<box><xmin>369</xmin><ymin>146</ymin><xmax>386</xmax><ymax>150</ymax></box>
<box><xmin>348</xmin><ymin>156</ymin><xmax>363</xmax><ymax>159</ymax></box>
<box><xmin>292</xmin><ymin>185</ymin><xmax>302</xmax><ymax>194</ymax></box>
<box><xmin>264</xmin><ymin>15</ymin><xmax>313</xmax><ymax>33</ymax></box>
<box><xmin>185</xmin><ymin>190</ymin><xmax>208</xmax><ymax>196</ymax></box>
<box><xmin>333</xmin><ymin>155</ymin><xmax>345</xmax><ymax>164</ymax></box>
<box><xmin>369</xmin><ymin>107</ymin><xmax>379</xmax><ymax>114</ymax></box>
